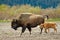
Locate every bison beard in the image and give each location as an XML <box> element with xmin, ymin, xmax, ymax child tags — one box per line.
<box><xmin>11</xmin><ymin>14</ymin><xmax>48</xmax><ymax>36</ymax></box>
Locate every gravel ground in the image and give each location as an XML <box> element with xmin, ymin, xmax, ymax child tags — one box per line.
<box><xmin>0</xmin><ymin>22</ymin><xmax>60</xmax><ymax>40</ymax></box>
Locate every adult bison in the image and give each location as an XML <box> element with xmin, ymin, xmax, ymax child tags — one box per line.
<box><xmin>11</xmin><ymin>13</ymin><xmax>48</xmax><ymax>36</ymax></box>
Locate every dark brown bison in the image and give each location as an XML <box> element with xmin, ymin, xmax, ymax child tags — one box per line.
<box><xmin>11</xmin><ymin>13</ymin><xmax>48</xmax><ymax>36</ymax></box>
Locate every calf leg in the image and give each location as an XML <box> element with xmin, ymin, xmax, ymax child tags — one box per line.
<box><xmin>27</xmin><ymin>27</ymin><xmax>31</xmax><ymax>35</ymax></box>
<box><xmin>20</xmin><ymin>27</ymin><xmax>26</xmax><ymax>36</ymax></box>
<box><xmin>40</xmin><ymin>28</ymin><xmax>43</xmax><ymax>34</ymax></box>
<box><xmin>45</xmin><ymin>28</ymin><xmax>47</xmax><ymax>33</ymax></box>
<box><xmin>54</xmin><ymin>27</ymin><xmax>57</xmax><ymax>33</ymax></box>
<box><xmin>48</xmin><ymin>28</ymin><xmax>49</xmax><ymax>32</ymax></box>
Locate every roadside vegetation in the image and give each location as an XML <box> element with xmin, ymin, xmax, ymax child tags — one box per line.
<box><xmin>0</xmin><ymin>4</ymin><xmax>60</xmax><ymax>22</ymax></box>
<box><xmin>0</xmin><ymin>20</ymin><xmax>10</xmax><ymax>22</ymax></box>
<box><xmin>46</xmin><ymin>18</ymin><xmax>60</xmax><ymax>22</ymax></box>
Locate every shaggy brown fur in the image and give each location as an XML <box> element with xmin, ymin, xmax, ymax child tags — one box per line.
<box><xmin>11</xmin><ymin>14</ymin><xmax>44</xmax><ymax>36</ymax></box>
<box><xmin>11</xmin><ymin>13</ymin><xmax>49</xmax><ymax>36</ymax></box>
<box><xmin>40</xmin><ymin>22</ymin><xmax>57</xmax><ymax>33</ymax></box>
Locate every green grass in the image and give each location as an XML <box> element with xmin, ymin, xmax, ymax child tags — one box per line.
<box><xmin>0</xmin><ymin>18</ymin><xmax>60</xmax><ymax>22</ymax></box>
<box><xmin>0</xmin><ymin>20</ymin><xmax>10</xmax><ymax>22</ymax></box>
<box><xmin>47</xmin><ymin>18</ymin><xmax>60</xmax><ymax>22</ymax></box>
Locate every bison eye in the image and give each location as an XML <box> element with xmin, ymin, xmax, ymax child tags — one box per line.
<box><xmin>11</xmin><ymin>23</ymin><xmax>17</xmax><ymax>27</ymax></box>
<box><xmin>13</xmin><ymin>24</ymin><xmax>16</xmax><ymax>27</ymax></box>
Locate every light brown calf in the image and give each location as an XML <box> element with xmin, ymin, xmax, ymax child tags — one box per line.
<box><xmin>40</xmin><ymin>22</ymin><xmax>57</xmax><ymax>33</ymax></box>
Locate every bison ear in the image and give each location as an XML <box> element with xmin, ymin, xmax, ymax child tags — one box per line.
<box><xmin>13</xmin><ymin>19</ymin><xmax>18</xmax><ymax>22</ymax></box>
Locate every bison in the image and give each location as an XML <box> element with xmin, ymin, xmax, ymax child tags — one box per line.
<box><xmin>40</xmin><ymin>22</ymin><xmax>57</xmax><ymax>33</ymax></box>
<box><xmin>11</xmin><ymin>13</ymin><xmax>48</xmax><ymax>36</ymax></box>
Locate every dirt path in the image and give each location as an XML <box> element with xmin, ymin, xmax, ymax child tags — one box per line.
<box><xmin>0</xmin><ymin>22</ymin><xmax>60</xmax><ymax>40</ymax></box>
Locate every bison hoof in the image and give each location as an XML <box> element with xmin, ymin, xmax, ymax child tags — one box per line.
<box><xmin>40</xmin><ymin>32</ymin><xmax>42</xmax><ymax>34</ymax></box>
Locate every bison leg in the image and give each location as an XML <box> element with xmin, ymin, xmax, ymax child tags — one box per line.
<box><xmin>40</xmin><ymin>28</ymin><xmax>43</xmax><ymax>34</ymax></box>
<box><xmin>20</xmin><ymin>27</ymin><xmax>26</xmax><ymax>36</ymax></box>
<box><xmin>27</xmin><ymin>27</ymin><xmax>31</xmax><ymax>35</ymax></box>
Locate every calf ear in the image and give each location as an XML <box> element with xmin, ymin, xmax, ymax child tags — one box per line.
<box><xmin>44</xmin><ymin>15</ymin><xmax>49</xmax><ymax>20</ymax></box>
<box><xmin>45</xmin><ymin>15</ymin><xmax>49</xmax><ymax>19</ymax></box>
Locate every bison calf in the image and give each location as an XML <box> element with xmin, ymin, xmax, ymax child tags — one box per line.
<box><xmin>40</xmin><ymin>22</ymin><xmax>57</xmax><ymax>33</ymax></box>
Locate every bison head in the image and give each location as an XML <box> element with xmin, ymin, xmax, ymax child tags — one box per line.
<box><xmin>11</xmin><ymin>19</ymin><xmax>19</xmax><ymax>30</ymax></box>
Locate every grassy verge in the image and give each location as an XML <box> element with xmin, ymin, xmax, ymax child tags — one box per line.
<box><xmin>0</xmin><ymin>18</ymin><xmax>60</xmax><ymax>22</ymax></box>
<box><xmin>0</xmin><ymin>20</ymin><xmax>11</xmax><ymax>22</ymax></box>
<box><xmin>46</xmin><ymin>18</ymin><xmax>60</xmax><ymax>22</ymax></box>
